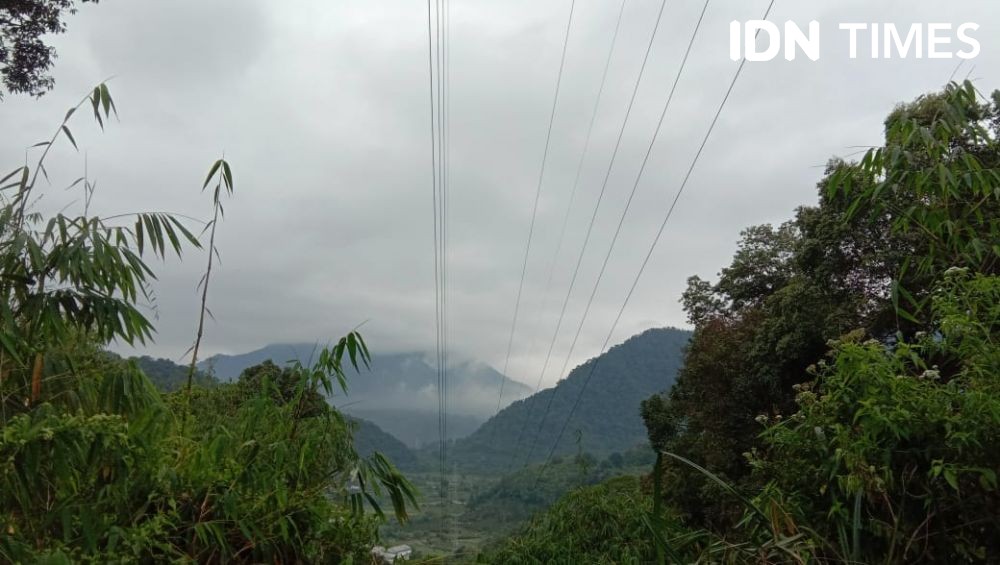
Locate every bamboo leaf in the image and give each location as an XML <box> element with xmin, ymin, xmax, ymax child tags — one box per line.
<box><xmin>62</xmin><ymin>126</ymin><xmax>78</xmax><ymax>150</ymax></box>
<box><xmin>135</xmin><ymin>218</ymin><xmax>144</xmax><ymax>255</ymax></box>
<box><xmin>221</xmin><ymin>160</ymin><xmax>234</xmax><ymax>193</ymax></box>
<box><xmin>662</xmin><ymin>451</ymin><xmax>770</xmax><ymax>524</ymax></box>
<box><xmin>203</xmin><ymin>160</ymin><xmax>222</xmax><ymax>190</ymax></box>
<box><xmin>0</xmin><ymin>331</ymin><xmax>24</xmax><ymax>366</ymax></box>
<box><xmin>640</xmin><ymin>513</ymin><xmax>686</xmax><ymax>564</ymax></box>
<box><xmin>98</xmin><ymin>83</ymin><xmax>112</xmax><ymax>117</ymax></box>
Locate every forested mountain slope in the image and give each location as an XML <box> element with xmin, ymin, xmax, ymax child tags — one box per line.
<box><xmin>130</xmin><ymin>355</ymin><xmax>218</xmax><ymax>391</ymax></box>
<box><xmin>448</xmin><ymin>327</ymin><xmax>690</xmax><ymax>470</ymax></box>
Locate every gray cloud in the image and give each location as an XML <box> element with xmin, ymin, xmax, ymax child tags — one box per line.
<box><xmin>2</xmin><ymin>0</ymin><xmax>997</xmax><ymax>389</ymax></box>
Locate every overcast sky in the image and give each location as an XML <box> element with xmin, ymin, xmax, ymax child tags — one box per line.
<box><xmin>2</xmin><ymin>0</ymin><xmax>997</xmax><ymax>389</ymax></box>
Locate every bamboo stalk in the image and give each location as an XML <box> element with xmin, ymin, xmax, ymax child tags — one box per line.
<box><xmin>30</xmin><ymin>352</ymin><xmax>43</xmax><ymax>404</ymax></box>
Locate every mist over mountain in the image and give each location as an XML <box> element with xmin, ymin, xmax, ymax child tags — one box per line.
<box><xmin>201</xmin><ymin>345</ymin><xmax>532</xmax><ymax>446</ymax></box>
<box><xmin>447</xmin><ymin>327</ymin><xmax>690</xmax><ymax>471</ymax></box>
<box><xmin>346</xmin><ymin>408</ymin><xmax>484</xmax><ymax>449</ymax></box>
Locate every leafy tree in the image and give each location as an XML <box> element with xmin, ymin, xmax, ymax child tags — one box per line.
<box><xmin>644</xmin><ymin>82</ymin><xmax>1000</xmax><ymax>532</ymax></box>
<box><xmin>829</xmin><ymin>81</ymin><xmax>1000</xmax><ymax>322</ymax></box>
<box><xmin>0</xmin><ymin>83</ymin><xmax>417</xmax><ymax>562</ymax></box>
<box><xmin>0</xmin><ymin>0</ymin><xmax>98</xmax><ymax>98</ymax></box>
<box><xmin>753</xmin><ymin>271</ymin><xmax>1000</xmax><ymax>562</ymax></box>
<box><xmin>637</xmin><ymin>81</ymin><xmax>1000</xmax><ymax>563</ymax></box>
<box><xmin>745</xmin><ymin>81</ymin><xmax>1000</xmax><ymax>563</ymax></box>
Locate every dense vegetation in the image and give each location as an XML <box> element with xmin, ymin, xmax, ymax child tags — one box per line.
<box><xmin>481</xmin><ymin>476</ymin><xmax>656</xmax><ymax>564</ymax></box>
<box><xmin>465</xmin><ymin>445</ymin><xmax>654</xmax><ymax>532</ymax></box>
<box><xmin>450</xmin><ymin>327</ymin><xmax>689</xmax><ymax>471</ymax></box>
<box><xmin>129</xmin><ymin>354</ymin><xmax>219</xmax><ymax>392</ymax></box>
<box><xmin>639</xmin><ymin>81</ymin><xmax>1000</xmax><ymax>562</ymax></box>
<box><xmin>0</xmin><ymin>85</ymin><xmax>416</xmax><ymax>562</ymax></box>
<box><xmin>484</xmin><ymin>81</ymin><xmax>1000</xmax><ymax>563</ymax></box>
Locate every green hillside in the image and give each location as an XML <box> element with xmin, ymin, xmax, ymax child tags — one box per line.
<box><xmin>464</xmin><ymin>445</ymin><xmax>655</xmax><ymax>534</ymax></box>
<box><xmin>130</xmin><ymin>355</ymin><xmax>219</xmax><ymax>392</ymax></box>
<box><xmin>448</xmin><ymin>327</ymin><xmax>689</xmax><ymax>471</ymax></box>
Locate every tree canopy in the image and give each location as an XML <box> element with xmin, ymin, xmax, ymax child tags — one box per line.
<box><xmin>638</xmin><ymin>81</ymin><xmax>1000</xmax><ymax>562</ymax></box>
<box><xmin>0</xmin><ymin>0</ymin><xmax>98</xmax><ymax>98</ymax></box>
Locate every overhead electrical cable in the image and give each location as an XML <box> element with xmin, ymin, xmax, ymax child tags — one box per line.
<box><xmin>426</xmin><ymin>0</ymin><xmax>447</xmax><ymax>494</ymax></box>
<box><xmin>491</xmin><ymin>0</ymin><xmax>578</xmax><ymax>423</ymax></box>
<box><xmin>522</xmin><ymin>0</ymin><xmax>711</xmax><ymax>465</ymax></box>
<box><xmin>506</xmin><ymin>0</ymin><xmax>672</xmax><ymax>469</ymax></box>
<box><xmin>438</xmin><ymin>0</ymin><xmax>448</xmax><ymax>471</ymax></box>
<box><xmin>439</xmin><ymin>0</ymin><xmax>452</xmax><ymax>502</ymax></box>
<box><xmin>502</xmin><ymin>0</ymin><xmax>629</xmax><ymax>459</ymax></box>
<box><xmin>436</xmin><ymin>0</ymin><xmax>445</xmax><ymax>487</ymax></box>
<box><xmin>533</xmin><ymin>0</ymin><xmax>777</xmax><ymax>480</ymax></box>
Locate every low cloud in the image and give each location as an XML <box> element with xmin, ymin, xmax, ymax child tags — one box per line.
<box><xmin>2</xmin><ymin>0</ymin><xmax>997</xmax><ymax>388</ymax></box>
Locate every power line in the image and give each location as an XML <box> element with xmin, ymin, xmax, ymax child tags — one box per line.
<box><xmin>441</xmin><ymin>0</ymin><xmax>454</xmax><ymax>549</ymax></box>
<box><xmin>426</xmin><ymin>0</ymin><xmax>448</xmax><ymax>495</ymax></box>
<box><xmin>523</xmin><ymin>0</ymin><xmax>712</xmax><ymax>465</ymax></box>
<box><xmin>506</xmin><ymin>0</ymin><xmax>668</xmax><ymax>471</ymax></box>
<box><xmin>444</xmin><ymin>0</ymin><xmax>451</xmax><ymax>457</ymax></box>
<box><xmin>510</xmin><ymin>0</ymin><xmax>628</xmax><ymax>442</ymax></box>
<box><xmin>553</xmin><ymin>0</ymin><xmax>628</xmax><ymax>284</ymax></box>
<box><xmin>436</xmin><ymin>0</ymin><xmax>445</xmax><ymax>486</ymax></box>
<box><xmin>534</xmin><ymin>0</ymin><xmax>777</xmax><ymax>481</ymax></box>
<box><xmin>491</xmin><ymin>0</ymin><xmax>577</xmax><ymax>423</ymax></box>
<box><xmin>439</xmin><ymin>0</ymin><xmax>449</xmax><ymax>465</ymax></box>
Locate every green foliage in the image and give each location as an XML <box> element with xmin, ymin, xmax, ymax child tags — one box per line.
<box><xmin>647</xmin><ymin>82</ymin><xmax>1000</xmax><ymax>532</ymax></box>
<box><xmin>636</xmin><ymin>81</ymin><xmax>1000</xmax><ymax>563</ymax></box>
<box><xmin>754</xmin><ymin>272</ymin><xmax>1000</xmax><ymax>562</ymax></box>
<box><xmin>1</xmin><ymin>83</ymin><xmax>199</xmax><ymax>414</ymax></box>
<box><xmin>481</xmin><ymin>476</ymin><xmax>656</xmax><ymax>565</ymax></box>
<box><xmin>832</xmin><ymin>81</ymin><xmax>1000</xmax><ymax>278</ymax></box>
<box><xmin>0</xmin><ymin>84</ymin><xmax>416</xmax><ymax>562</ymax></box>
<box><xmin>828</xmin><ymin>81</ymin><xmax>1000</xmax><ymax>328</ymax></box>
<box><xmin>0</xmin><ymin>0</ymin><xmax>99</xmax><ymax>98</ymax></box>
<box><xmin>1</xmin><ymin>346</ymin><xmax>415</xmax><ymax>563</ymax></box>
<box><xmin>465</xmin><ymin>446</ymin><xmax>653</xmax><ymax>533</ymax></box>
<box><xmin>183</xmin><ymin>154</ymin><xmax>234</xmax><ymax>398</ymax></box>
<box><xmin>123</xmin><ymin>354</ymin><xmax>218</xmax><ymax>392</ymax></box>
